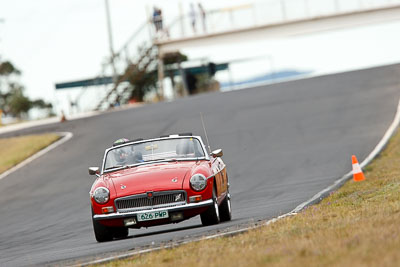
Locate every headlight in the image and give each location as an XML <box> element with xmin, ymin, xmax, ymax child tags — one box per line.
<box><xmin>190</xmin><ymin>174</ymin><xmax>207</xmax><ymax>191</ymax></box>
<box><xmin>93</xmin><ymin>187</ymin><xmax>110</xmax><ymax>204</ymax></box>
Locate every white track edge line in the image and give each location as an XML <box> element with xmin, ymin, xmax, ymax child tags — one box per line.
<box><xmin>76</xmin><ymin>99</ymin><xmax>400</xmax><ymax>267</ymax></box>
<box><xmin>292</xmin><ymin>98</ymin><xmax>400</xmax><ymax>213</ymax></box>
<box><xmin>0</xmin><ymin>132</ymin><xmax>73</xmax><ymax>181</ymax></box>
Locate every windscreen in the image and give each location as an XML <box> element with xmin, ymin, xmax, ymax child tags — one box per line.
<box><xmin>104</xmin><ymin>137</ymin><xmax>205</xmax><ymax>171</ymax></box>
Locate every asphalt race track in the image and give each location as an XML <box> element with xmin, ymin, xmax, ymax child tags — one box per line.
<box><xmin>1</xmin><ymin>64</ymin><xmax>400</xmax><ymax>266</ymax></box>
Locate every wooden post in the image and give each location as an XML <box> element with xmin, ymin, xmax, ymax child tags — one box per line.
<box><xmin>228</xmin><ymin>64</ymin><xmax>233</xmax><ymax>90</ymax></box>
<box><xmin>178</xmin><ymin>61</ymin><xmax>189</xmax><ymax>97</ymax></box>
<box><xmin>157</xmin><ymin>49</ymin><xmax>164</xmax><ymax>101</ymax></box>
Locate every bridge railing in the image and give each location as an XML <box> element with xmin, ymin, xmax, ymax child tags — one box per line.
<box><xmin>159</xmin><ymin>0</ymin><xmax>400</xmax><ymax>41</ymax></box>
<box><xmin>110</xmin><ymin>0</ymin><xmax>400</xmax><ymax>67</ymax></box>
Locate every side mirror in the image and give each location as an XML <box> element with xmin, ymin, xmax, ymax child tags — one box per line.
<box><xmin>89</xmin><ymin>167</ymin><xmax>100</xmax><ymax>176</ymax></box>
<box><xmin>211</xmin><ymin>149</ymin><xmax>223</xmax><ymax>158</ymax></box>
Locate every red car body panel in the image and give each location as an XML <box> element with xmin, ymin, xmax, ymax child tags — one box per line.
<box><xmin>108</xmin><ymin>162</ymin><xmax>190</xmax><ymax>197</ymax></box>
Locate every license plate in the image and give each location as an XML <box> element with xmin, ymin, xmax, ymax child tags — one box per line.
<box><xmin>137</xmin><ymin>210</ymin><xmax>169</xmax><ymax>222</ymax></box>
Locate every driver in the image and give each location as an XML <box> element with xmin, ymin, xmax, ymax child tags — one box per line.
<box><xmin>113</xmin><ymin>138</ymin><xmax>144</xmax><ymax>165</ymax></box>
<box><xmin>114</xmin><ymin>147</ymin><xmax>132</xmax><ymax>166</ymax></box>
<box><xmin>113</xmin><ymin>138</ymin><xmax>131</xmax><ymax>165</ymax></box>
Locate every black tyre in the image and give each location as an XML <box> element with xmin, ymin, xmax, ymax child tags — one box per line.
<box><xmin>92</xmin><ymin>209</ymin><xmax>113</xmax><ymax>242</ymax></box>
<box><xmin>112</xmin><ymin>227</ymin><xmax>129</xmax><ymax>239</ymax></box>
<box><xmin>200</xmin><ymin>186</ymin><xmax>220</xmax><ymax>226</ymax></box>
<box><xmin>219</xmin><ymin>191</ymin><xmax>232</xmax><ymax>222</ymax></box>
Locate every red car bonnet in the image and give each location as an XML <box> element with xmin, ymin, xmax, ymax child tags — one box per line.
<box><xmin>105</xmin><ymin>161</ymin><xmax>197</xmax><ymax>197</ymax></box>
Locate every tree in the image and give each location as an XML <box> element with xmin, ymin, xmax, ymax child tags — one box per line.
<box><xmin>7</xmin><ymin>84</ymin><xmax>32</xmax><ymax>117</ymax></box>
<box><xmin>0</xmin><ymin>59</ymin><xmax>53</xmax><ymax>119</ymax></box>
<box><xmin>0</xmin><ymin>61</ymin><xmax>20</xmax><ymax>93</ymax></box>
<box><xmin>0</xmin><ymin>61</ymin><xmax>20</xmax><ymax>76</ymax></box>
<box><xmin>127</xmin><ymin>69</ymin><xmax>158</xmax><ymax>102</ymax></box>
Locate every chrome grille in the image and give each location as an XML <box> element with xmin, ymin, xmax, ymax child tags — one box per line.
<box><xmin>115</xmin><ymin>191</ymin><xmax>186</xmax><ymax>212</ymax></box>
<box><xmin>117</xmin><ymin>197</ymin><xmax>151</xmax><ymax>210</ymax></box>
<box><xmin>153</xmin><ymin>194</ymin><xmax>176</xmax><ymax>205</ymax></box>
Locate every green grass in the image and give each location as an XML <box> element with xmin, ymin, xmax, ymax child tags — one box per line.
<box><xmin>94</xmin><ymin>129</ymin><xmax>400</xmax><ymax>267</ymax></box>
<box><xmin>0</xmin><ymin>134</ymin><xmax>60</xmax><ymax>174</ymax></box>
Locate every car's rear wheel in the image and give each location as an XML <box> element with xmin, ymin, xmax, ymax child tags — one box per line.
<box><xmin>219</xmin><ymin>190</ymin><xmax>232</xmax><ymax>222</ymax></box>
<box><xmin>92</xmin><ymin>208</ymin><xmax>113</xmax><ymax>242</ymax></box>
<box><xmin>200</xmin><ymin>186</ymin><xmax>220</xmax><ymax>226</ymax></box>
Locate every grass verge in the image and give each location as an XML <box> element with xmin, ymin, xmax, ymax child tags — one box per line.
<box><xmin>94</xmin><ymin>130</ymin><xmax>400</xmax><ymax>267</ymax></box>
<box><xmin>0</xmin><ymin>134</ymin><xmax>60</xmax><ymax>174</ymax></box>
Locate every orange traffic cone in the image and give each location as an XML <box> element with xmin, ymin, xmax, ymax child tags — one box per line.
<box><xmin>352</xmin><ymin>155</ymin><xmax>365</xmax><ymax>182</ymax></box>
<box><xmin>60</xmin><ymin>110</ymin><xmax>67</xmax><ymax>122</ymax></box>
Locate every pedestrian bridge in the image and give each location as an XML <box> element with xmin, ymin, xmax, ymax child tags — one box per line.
<box><xmin>55</xmin><ymin>0</ymin><xmax>400</xmax><ymax>112</ymax></box>
<box><xmin>153</xmin><ymin>0</ymin><xmax>400</xmax><ymax>54</ymax></box>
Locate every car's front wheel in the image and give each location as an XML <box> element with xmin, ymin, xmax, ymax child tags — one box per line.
<box><xmin>92</xmin><ymin>208</ymin><xmax>129</xmax><ymax>242</ymax></box>
<box><xmin>219</xmin><ymin>190</ymin><xmax>232</xmax><ymax>222</ymax></box>
<box><xmin>92</xmin><ymin>210</ymin><xmax>113</xmax><ymax>242</ymax></box>
<box><xmin>200</xmin><ymin>186</ymin><xmax>220</xmax><ymax>226</ymax></box>
<box><xmin>112</xmin><ymin>227</ymin><xmax>129</xmax><ymax>239</ymax></box>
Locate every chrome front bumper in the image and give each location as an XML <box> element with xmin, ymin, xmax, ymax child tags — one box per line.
<box><xmin>93</xmin><ymin>199</ymin><xmax>213</xmax><ymax>221</ymax></box>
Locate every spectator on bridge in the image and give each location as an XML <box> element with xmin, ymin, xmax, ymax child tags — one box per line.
<box><xmin>198</xmin><ymin>3</ymin><xmax>207</xmax><ymax>33</ymax></box>
<box><xmin>152</xmin><ymin>7</ymin><xmax>163</xmax><ymax>34</ymax></box>
<box><xmin>189</xmin><ymin>3</ymin><xmax>197</xmax><ymax>34</ymax></box>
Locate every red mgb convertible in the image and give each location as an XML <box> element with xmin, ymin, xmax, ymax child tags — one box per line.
<box><xmin>89</xmin><ymin>134</ymin><xmax>231</xmax><ymax>242</ymax></box>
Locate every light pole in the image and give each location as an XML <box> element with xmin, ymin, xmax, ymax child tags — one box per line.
<box><xmin>104</xmin><ymin>0</ymin><xmax>117</xmax><ymax>81</ymax></box>
<box><xmin>0</xmin><ymin>18</ymin><xmax>3</xmax><ymax>125</ymax></box>
<box><xmin>0</xmin><ymin>18</ymin><xmax>4</xmax><ymax>60</ymax></box>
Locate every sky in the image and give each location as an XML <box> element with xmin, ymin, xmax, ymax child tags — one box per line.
<box><xmin>1</xmin><ymin>0</ymin><xmax>400</xmax><ymax>116</ymax></box>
